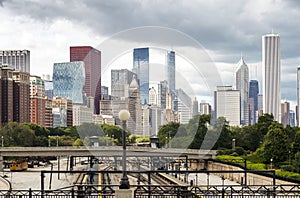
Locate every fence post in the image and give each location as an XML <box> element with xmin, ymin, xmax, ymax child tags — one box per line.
<box><xmin>148</xmin><ymin>171</ymin><xmax>151</xmax><ymax>198</ymax></box>
<box><xmin>29</xmin><ymin>188</ymin><xmax>32</xmax><ymax>198</ymax></box>
<box><xmin>71</xmin><ymin>187</ymin><xmax>75</xmax><ymax>198</ymax></box>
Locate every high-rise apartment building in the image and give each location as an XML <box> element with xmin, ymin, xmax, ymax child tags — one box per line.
<box><xmin>249</xmin><ymin>80</ymin><xmax>259</xmax><ymax>124</ymax></box>
<box><xmin>214</xmin><ymin>86</ymin><xmax>241</xmax><ymax>126</ymax></box>
<box><xmin>133</xmin><ymin>48</ymin><xmax>149</xmax><ymax>104</ymax></box>
<box><xmin>262</xmin><ymin>33</ymin><xmax>281</xmax><ymax>121</ymax></box>
<box><xmin>128</xmin><ymin>75</ymin><xmax>142</xmax><ymax>134</ymax></box>
<box><xmin>236</xmin><ymin>57</ymin><xmax>249</xmax><ymax>125</ymax></box>
<box><xmin>166</xmin><ymin>51</ymin><xmax>175</xmax><ymax>94</ymax></box>
<box><xmin>70</xmin><ymin>46</ymin><xmax>101</xmax><ymax>114</ymax></box>
<box><xmin>13</xmin><ymin>70</ymin><xmax>30</xmax><ymax>123</ymax></box>
<box><xmin>0</xmin><ymin>50</ymin><xmax>30</xmax><ymax>73</ymax></box>
<box><xmin>1</xmin><ymin>65</ymin><xmax>14</xmax><ymax>124</ymax></box>
<box><xmin>41</xmin><ymin>75</ymin><xmax>53</xmax><ymax>100</ymax></box>
<box><xmin>53</xmin><ymin>61</ymin><xmax>85</xmax><ymax>104</ymax></box>
<box><xmin>111</xmin><ymin>69</ymin><xmax>135</xmax><ymax>99</ymax></box>
<box><xmin>30</xmin><ymin>76</ymin><xmax>45</xmax><ymax>125</ymax></box>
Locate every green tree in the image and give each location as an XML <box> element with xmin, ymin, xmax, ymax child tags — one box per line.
<box><xmin>256</xmin><ymin>113</ymin><xmax>275</xmax><ymax>136</ymax></box>
<box><xmin>72</xmin><ymin>138</ymin><xmax>84</xmax><ymax>146</ymax></box>
<box><xmin>213</xmin><ymin>117</ymin><xmax>232</xmax><ymax>149</ymax></box>
<box><xmin>189</xmin><ymin>114</ymin><xmax>211</xmax><ymax>149</ymax></box>
<box><xmin>101</xmin><ymin>124</ymin><xmax>123</xmax><ymax>144</ymax></box>
<box><xmin>158</xmin><ymin>122</ymin><xmax>180</xmax><ymax>145</ymax></box>
<box><xmin>258</xmin><ymin>122</ymin><xmax>290</xmax><ymax>164</ymax></box>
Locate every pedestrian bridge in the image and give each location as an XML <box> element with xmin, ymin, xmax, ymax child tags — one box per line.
<box><xmin>0</xmin><ymin>146</ymin><xmax>216</xmax><ymax>159</ymax></box>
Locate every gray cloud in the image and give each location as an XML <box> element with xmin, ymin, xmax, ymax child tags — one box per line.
<box><xmin>2</xmin><ymin>0</ymin><xmax>300</xmax><ymax>102</ymax></box>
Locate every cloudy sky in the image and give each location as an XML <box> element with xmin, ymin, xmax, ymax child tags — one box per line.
<box><xmin>1</xmin><ymin>0</ymin><xmax>300</xmax><ymax>107</ymax></box>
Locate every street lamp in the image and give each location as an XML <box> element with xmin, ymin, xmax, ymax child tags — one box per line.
<box><xmin>56</xmin><ymin>135</ymin><xmax>59</xmax><ymax>147</ymax></box>
<box><xmin>118</xmin><ymin>109</ymin><xmax>130</xmax><ymax>189</ymax></box>
<box><xmin>1</xmin><ymin>136</ymin><xmax>3</xmax><ymax>147</ymax></box>
<box><xmin>270</xmin><ymin>158</ymin><xmax>273</xmax><ymax>169</ymax></box>
<box><xmin>48</xmin><ymin>136</ymin><xmax>51</xmax><ymax>147</ymax></box>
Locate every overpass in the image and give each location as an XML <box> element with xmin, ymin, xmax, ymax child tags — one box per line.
<box><xmin>0</xmin><ymin>146</ymin><xmax>216</xmax><ymax>159</ymax></box>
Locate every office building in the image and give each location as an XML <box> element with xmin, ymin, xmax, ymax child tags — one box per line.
<box><xmin>192</xmin><ymin>97</ymin><xmax>199</xmax><ymax>116</ymax></box>
<box><xmin>44</xmin><ymin>98</ymin><xmax>53</xmax><ymax>128</ymax></box>
<box><xmin>176</xmin><ymin>88</ymin><xmax>192</xmax><ymax>124</ymax></box>
<box><xmin>290</xmin><ymin>110</ymin><xmax>295</xmax><ymax>127</ymax></box>
<box><xmin>101</xmin><ymin>86</ymin><xmax>109</xmax><ymax>100</ymax></box>
<box><xmin>167</xmin><ymin>51</ymin><xmax>175</xmax><ymax>94</ymax></box>
<box><xmin>262</xmin><ymin>33</ymin><xmax>281</xmax><ymax>121</ymax></box>
<box><xmin>52</xmin><ymin>97</ymin><xmax>73</xmax><ymax>127</ymax></box>
<box><xmin>281</xmin><ymin>101</ymin><xmax>290</xmax><ymax>127</ymax></box>
<box><xmin>200</xmin><ymin>102</ymin><xmax>212</xmax><ymax>115</ymax></box>
<box><xmin>53</xmin><ymin>61</ymin><xmax>85</xmax><ymax>104</ymax></box>
<box><xmin>70</xmin><ymin>46</ymin><xmax>101</xmax><ymax>114</ymax></box>
<box><xmin>73</xmin><ymin>105</ymin><xmax>93</xmax><ymax>126</ymax></box>
<box><xmin>249</xmin><ymin>80</ymin><xmax>259</xmax><ymax>124</ymax></box>
<box><xmin>111</xmin><ymin>69</ymin><xmax>135</xmax><ymax>98</ymax></box>
<box><xmin>158</xmin><ymin>80</ymin><xmax>168</xmax><ymax>109</ymax></box>
<box><xmin>297</xmin><ymin>67</ymin><xmax>300</xmax><ymax>126</ymax></box>
<box><xmin>30</xmin><ymin>76</ymin><xmax>45</xmax><ymax>125</ymax></box>
<box><xmin>236</xmin><ymin>57</ymin><xmax>249</xmax><ymax>125</ymax></box>
<box><xmin>214</xmin><ymin>86</ymin><xmax>241</xmax><ymax>126</ymax></box>
<box><xmin>133</xmin><ymin>47</ymin><xmax>149</xmax><ymax>104</ymax></box>
<box><xmin>149</xmin><ymin>87</ymin><xmax>157</xmax><ymax>105</ymax></box>
<box><xmin>0</xmin><ymin>50</ymin><xmax>30</xmax><ymax>73</ymax></box>
<box><xmin>128</xmin><ymin>75</ymin><xmax>142</xmax><ymax>134</ymax></box>
<box><xmin>42</xmin><ymin>75</ymin><xmax>53</xmax><ymax>100</ymax></box>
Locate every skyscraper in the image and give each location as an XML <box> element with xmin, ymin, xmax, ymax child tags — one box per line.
<box><xmin>158</xmin><ymin>80</ymin><xmax>168</xmax><ymax>109</ymax></box>
<box><xmin>235</xmin><ymin>56</ymin><xmax>249</xmax><ymax>125</ymax></box>
<box><xmin>133</xmin><ymin>48</ymin><xmax>149</xmax><ymax>104</ymax></box>
<box><xmin>249</xmin><ymin>80</ymin><xmax>259</xmax><ymax>124</ymax></box>
<box><xmin>0</xmin><ymin>50</ymin><xmax>30</xmax><ymax>73</ymax></box>
<box><xmin>53</xmin><ymin>62</ymin><xmax>85</xmax><ymax>104</ymax></box>
<box><xmin>70</xmin><ymin>46</ymin><xmax>101</xmax><ymax>114</ymax></box>
<box><xmin>214</xmin><ymin>86</ymin><xmax>241</xmax><ymax>126</ymax></box>
<box><xmin>262</xmin><ymin>33</ymin><xmax>280</xmax><ymax>121</ymax></box>
<box><xmin>176</xmin><ymin>88</ymin><xmax>192</xmax><ymax>124</ymax></box>
<box><xmin>167</xmin><ymin>51</ymin><xmax>175</xmax><ymax>94</ymax></box>
<box><xmin>149</xmin><ymin>87</ymin><xmax>157</xmax><ymax>105</ymax></box>
<box><xmin>30</xmin><ymin>75</ymin><xmax>45</xmax><ymax>125</ymax></box>
<box><xmin>297</xmin><ymin>67</ymin><xmax>300</xmax><ymax>126</ymax></box>
<box><xmin>192</xmin><ymin>97</ymin><xmax>199</xmax><ymax>116</ymax></box>
<box><xmin>111</xmin><ymin>69</ymin><xmax>135</xmax><ymax>99</ymax></box>
<box><xmin>281</xmin><ymin>101</ymin><xmax>290</xmax><ymax>127</ymax></box>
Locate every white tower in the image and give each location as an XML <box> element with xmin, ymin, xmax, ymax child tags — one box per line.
<box><xmin>262</xmin><ymin>33</ymin><xmax>280</xmax><ymax>122</ymax></box>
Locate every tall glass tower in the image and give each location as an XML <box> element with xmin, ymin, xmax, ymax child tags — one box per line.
<box><xmin>249</xmin><ymin>80</ymin><xmax>259</xmax><ymax>124</ymax></box>
<box><xmin>262</xmin><ymin>33</ymin><xmax>280</xmax><ymax>122</ymax></box>
<box><xmin>167</xmin><ymin>51</ymin><xmax>175</xmax><ymax>94</ymax></box>
<box><xmin>133</xmin><ymin>48</ymin><xmax>149</xmax><ymax>104</ymax></box>
<box><xmin>236</xmin><ymin>56</ymin><xmax>249</xmax><ymax>125</ymax></box>
<box><xmin>53</xmin><ymin>62</ymin><xmax>85</xmax><ymax>104</ymax></box>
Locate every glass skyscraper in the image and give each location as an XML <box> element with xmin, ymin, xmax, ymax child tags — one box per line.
<box><xmin>249</xmin><ymin>80</ymin><xmax>259</xmax><ymax>124</ymax></box>
<box><xmin>167</xmin><ymin>51</ymin><xmax>175</xmax><ymax>94</ymax></box>
<box><xmin>53</xmin><ymin>61</ymin><xmax>85</xmax><ymax>104</ymax></box>
<box><xmin>133</xmin><ymin>48</ymin><xmax>149</xmax><ymax>104</ymax></box>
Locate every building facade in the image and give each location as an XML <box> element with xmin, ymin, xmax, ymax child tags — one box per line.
<box><xmin>30</xmin><ymin>75</ymin><xmax>45</xmax><ymax>125</ymax></box>
<box><xmin>0</xmin><ymin>50</ymin><xmax>30</xmax><ymax>73</ymax></box>
<box><xmin>281</xmin><ymin>101</ymin><xmax>290</xmax><ymax>127</ymax></box>
<box><xmin>249</xmin><ymin>80</ymin><xmax>259</xmax><ymax>125</ymax></box>
<box><xmin>53</xmin><ymin>61</ymin><xmax>85</xmax><ymax>104</ymax></box>
<box><xmin>149</xmin><ymin>87</ymin><xmax>157</xmax><ymax>105</ymax></box>
<box><xmin>52</xmin><ymin>97</ymin><xmax>73</xmax><ymax>127</ymax></box>
<box><xmin>167</xmin><ymin>51</ymin><xmax>175</xmax><ymax>94</ymax></box>
<box><xmin>158</xmin><ymin>80</ymin><xmax>168</xmax><ymax>109</ymax></box>
<box><xmin>200</xmin><ymin>102</ymin><xmax>212</xmax><ymax>115</ymax></box>
<box><xmin>214</xmin><ymin>86</ymin><xmax>241</xmax><ymax>126</ymax></box>
<box><xmin>70</xmin><ymin>46</ymin><xmax>101</xmax><ymax>114</ymax></box>
<box><xmin>262</xmin><ymin>33</ymin><xmax>281</xmax><ymax>122</ymax></box>
<box><xmin>235</xmin><ymin>57</ymin><xmax>249</xmax><ymax>125</ymax></box>
<box><xmin>176</xmin><ymin>88</ymin><xmax>192</xmax><ymax>124</ymax></box>
<box><xmin>111</xmin><ymin>69</ymin><xmax>134</xmax><ymax>99</ymax></box>
<box><xmin>133</xmin><ymin>48</ymin><xmax>149</xmax><ymax>104</ymax></box>
<box><xmin>1</xmin><ymin>65</ymin><xmax>14</xmax><ymax>125</ymax></box>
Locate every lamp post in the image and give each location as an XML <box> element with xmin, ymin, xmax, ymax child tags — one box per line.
<box><xmin>1</xmin><ymin>136</ymin><xmax>3</xmax><ymax>147</ymax></box>
<box><xmin>270</xmin><ymin>158</ymin><xmax>273</xmax><ymax>169</ymax></box>
<box><xmin>118</xmin><ymin>109</ymin><xmax>130</xmax><ymax>189</ymax></box>
<box><xmin>56</xmin><ymin>135</ymin><xmax>59</xmax><ymax>147</ymax></box>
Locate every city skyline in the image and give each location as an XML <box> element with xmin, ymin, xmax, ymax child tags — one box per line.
<box><xmin>1</xmin><ymin>1</ymin><xmax>300</xmax><ymax>107</ymax></box>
